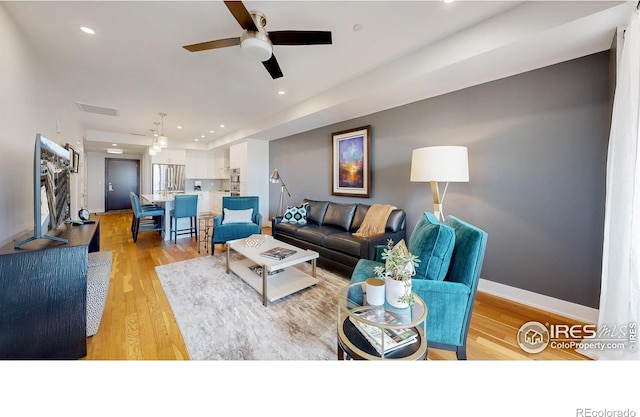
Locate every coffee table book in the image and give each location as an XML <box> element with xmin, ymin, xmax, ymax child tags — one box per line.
<box><xmin>260</xmin><ymin>246</ymin><xmax>297</xmax><ymax>260</ymax></box>
<box><xmin>248</xmin><ymin>264</ymin><xmax>283</xmax><ymax>277</ymax></box>
<box><xmin>349</xmin><ymin>310</ymin><xmax>418</xmax><ymax>355</ymax></box>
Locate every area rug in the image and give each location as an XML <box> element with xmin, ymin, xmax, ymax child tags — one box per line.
<box><xmin>155</xmin><ymin>254</ymin><xmax>346</xmax><ymax>360</ymax></box>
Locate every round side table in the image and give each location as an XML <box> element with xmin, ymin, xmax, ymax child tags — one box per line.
<box><xmin>198</xmin><ymin>214</ymin><xmax>215</xmax><ymax>253</ymax></box>
<box><xmin>336</xmin><ymin>282</ymin><xmax>427</xmax><ymax>360</ymax></box>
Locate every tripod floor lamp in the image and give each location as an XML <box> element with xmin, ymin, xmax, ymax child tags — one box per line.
<box><xmin>270</xmin><ymin>169</ymin><xmax>291</xmax><ymax>218</ymax></box>
<box><xmin>410</xmin><ymin>146</ymin><xmax>469</xmax><ymax>222</ymax></box>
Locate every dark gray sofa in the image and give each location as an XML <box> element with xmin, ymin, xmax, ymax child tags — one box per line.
<box><xmin>272</xmin><ymin>199</ymin><xmax>406</xmax><ymax>277</ymax></box>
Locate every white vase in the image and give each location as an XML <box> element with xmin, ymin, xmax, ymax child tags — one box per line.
<box><xmin>385</xmin><ymin>277</ymin><xmax>411</xmax><ymax>308</ymax></box>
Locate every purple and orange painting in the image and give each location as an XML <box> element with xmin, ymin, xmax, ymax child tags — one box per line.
<box><xmin>338</xmin><ymin>135</ymin><xmax>364</xmax><ymax>188</ymax></box>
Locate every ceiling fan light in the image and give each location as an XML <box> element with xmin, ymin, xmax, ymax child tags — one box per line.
<box><xmin>158</xmin><ymin>135</ymin><xmax>168</xmax><ymax>148</ymax></box>
<box><xmin>241</xmin><ymin>37</ymin><xmax>272</xmax><ymax>61</ymax></box>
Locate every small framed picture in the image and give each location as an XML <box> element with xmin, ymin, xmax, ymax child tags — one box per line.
<box><xmin>331</xmin><ymin>125</ymin><xmax>371</xmax><ymax>197</ymax></box>
<box><xmin>65</xmin><ymin>144</ymin><xmax>79</xmax><ymax>173</ymax></box>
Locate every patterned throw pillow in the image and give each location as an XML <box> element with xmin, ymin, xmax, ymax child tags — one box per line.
<box><xmin>282</xmin><ymin>203</ymin><xmax>308</xmax><ymax>225</ymax></box>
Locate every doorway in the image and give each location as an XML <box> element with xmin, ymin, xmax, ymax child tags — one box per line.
<box><xmin>105</xmin><ymin>158</ymin><xmax>140</xmax><ymax>211</ymax></box>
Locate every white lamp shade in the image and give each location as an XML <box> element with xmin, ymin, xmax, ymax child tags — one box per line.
<box><xmin>158</xmin><ymin>135</ymin><xmax>168</xmax><ymax>148</ymax></box>
<box><xmin>410</xmin><ymin>146</ymin><xmax>469</xmax><ymax>182</ymax></box>
<box><xmin>148</xmin><ymin>147</ymin><xmax>156</xmax><ymax>156</ymax></box>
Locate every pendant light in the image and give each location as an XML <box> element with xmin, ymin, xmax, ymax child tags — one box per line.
<box><xmin>158</xmin><ymin>113</ymin><xmax>168</xmax><ymax>148</ymax></box>
<box><xmin>150</xmin><ymin>127</ymin><xmax>160</xmax><ymax>154</ymax></box>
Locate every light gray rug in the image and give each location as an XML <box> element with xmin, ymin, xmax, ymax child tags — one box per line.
<box><xmin>155</xmin><ymin>254</ymin><xmax>346</xmax><ymax>360</ymax></box>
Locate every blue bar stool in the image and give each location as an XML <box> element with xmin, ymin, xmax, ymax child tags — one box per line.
<box><xmin>170</xmin><ymin>194</ymin><xmax>199</xmax><ymax>244</ymax></box>
<box><xmin>129</xmin><ymin>192</ymin><xmax>164</xmax><ymax>242</ymax></box>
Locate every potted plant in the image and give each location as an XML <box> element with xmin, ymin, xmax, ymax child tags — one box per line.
<box><xmin>373</xmin><ymin>239</ymin><xmax>420</xmax><ymax>307</ymax></box>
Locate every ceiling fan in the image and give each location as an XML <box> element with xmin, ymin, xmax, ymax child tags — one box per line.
<box><xmin>183</xmin><ymin>1</ymin><xmax>332</xmax><ymax>79</ymax></box>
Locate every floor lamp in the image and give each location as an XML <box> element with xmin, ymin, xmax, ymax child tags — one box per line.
<box><xmin>269</xmin><ymin>169</ymin><xmax>291</xmax><ymax>218</ymax></box>
<box><xmin>410</xmin><ymin>146</ymin><xmax>469</xmax><ymax>222</ymax></box>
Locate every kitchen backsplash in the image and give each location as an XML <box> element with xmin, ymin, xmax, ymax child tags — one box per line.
<box><xmin>186</xmin><ymin>179</ymin><xmax>230</xmax><ymax>192</ymax></box>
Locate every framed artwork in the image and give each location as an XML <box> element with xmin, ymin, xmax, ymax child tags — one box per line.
<box><xmin>65</xmin><ymin>144</ymin><xmax>79</xmax><ymax>173</ymax></box>
<box><xmin>331</xmin><ymin>125</ymin><xmax>371</xmax><ymax>197</ymax></box>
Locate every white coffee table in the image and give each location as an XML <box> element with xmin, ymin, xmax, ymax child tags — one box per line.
<box><xmin>226</xmin><ymin>235</ymin><xmax>319</xmax><ymax>306</ymax></box>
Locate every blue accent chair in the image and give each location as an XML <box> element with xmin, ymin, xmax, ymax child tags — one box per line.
<box><xmin>211</xmin><ymin>196</ymin><xmax>262</xmax><ymax>251</ymax></box>
<box><xmin>350</xmin><ymin>213</ymin><xmax>488</xmax><ymax>359</ymax></box>
<box><xmin>129</xmin><ymin>192</ymin><xmax>165</xmax><ymax>242</ymax></box>
<box><xmin>169</xmin><ymin>194</ymin><xmax>198</xmax><ymax>244</ymax></box>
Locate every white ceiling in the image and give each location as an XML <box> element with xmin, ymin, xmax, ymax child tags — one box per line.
<box><xmin>3</xmin><ymin>1</ymin><xmax>634</xmax><ymax>155</ymax></box>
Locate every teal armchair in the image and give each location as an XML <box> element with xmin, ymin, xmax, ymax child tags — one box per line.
<box><xmin>350</xmin><ymin>212</ymin><xmax>488</xmax><ymax>359</ymax></box>
<box><xmin>211</xmin><ymin>196</ymin><xmax>262</xmax><ymax>250</ymax></box>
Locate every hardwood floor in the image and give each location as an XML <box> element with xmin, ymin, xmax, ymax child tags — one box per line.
<box><xmin>85</xmin><ymin>212</ymin><xmax>589</xmax><ymax>360</ymax></box>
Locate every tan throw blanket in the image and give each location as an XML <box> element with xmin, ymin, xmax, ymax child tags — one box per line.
<box><xmin>353</xmin><ymin>204</ymin><xmax>396</xmax><ymax>238</ymax></box>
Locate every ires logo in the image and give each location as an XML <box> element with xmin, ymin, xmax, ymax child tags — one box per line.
<box><xmin>517</xmin><ymin>321</ymin><xmax>635</xmax><ymax>354</ymax></box>
<box><xmin>548</xmin><ymin>323</ymin><xmax>597</xmax><ymax>339</ymax></box>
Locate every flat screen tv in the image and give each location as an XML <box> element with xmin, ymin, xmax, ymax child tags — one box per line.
<box><xmin>14</xmin><ymin>134</ymin><xmax>71</xmax><ymax>249</ymax></box>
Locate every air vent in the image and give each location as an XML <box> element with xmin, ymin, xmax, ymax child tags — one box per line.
<box><xmin>129</xmin><ymin>132</ymin><xmax>147</xmax><ymax>136</ymax></box>
<box><xmin>75</xmin><ymin>102</ymin><xmax>119</xmax><ymax>117</ymax></box>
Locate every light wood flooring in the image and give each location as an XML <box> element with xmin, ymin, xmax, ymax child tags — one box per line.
<box><xmin>85</xmin><ymin>212</ymin><xmax>589</xmax><ymax>360</ymax></box>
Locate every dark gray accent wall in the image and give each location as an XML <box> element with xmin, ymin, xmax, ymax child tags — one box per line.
<box><xmin>269</xmin><ymin>51</ymin><xmax>610</xmax><ymax>308</ymax></box>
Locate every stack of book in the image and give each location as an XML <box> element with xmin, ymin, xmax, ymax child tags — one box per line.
<box><xmin>248</xmin><ymin>264</ymin><xmax>283</xmax><ymax>277</ymax></box>
<box><xmin>349</xmin><ymin>309</ymin><xmax>418</xmax><ymax>355</ymax></box>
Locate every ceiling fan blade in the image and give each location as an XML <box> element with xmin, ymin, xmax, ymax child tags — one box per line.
<box><xmin>183</xmin><ymin>37</ymin><xmax>241</xmax><ymax>52</ymax></box>
<box><xmin>262</xmin><ymin>54</ymin><xmax>283</xmax><ymax>79</ymax></box>
<box><xmin>224</xmin><ymin>1</ymin><xmax>258</xmax><ymax>32</ymax></box>
<box><xmin>268</xmin><ymin>31</ymin><xmax>332</xmax><ymax>46</ymax></box>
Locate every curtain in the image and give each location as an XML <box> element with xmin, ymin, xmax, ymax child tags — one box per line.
<box><xmin>591</xmin><ymin>7</ymin><xmax>640</xmax><ymax>360</ymax></box>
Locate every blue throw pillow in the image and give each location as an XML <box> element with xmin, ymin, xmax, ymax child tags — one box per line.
<box><xmin>408</xmin><ymin>212</ymin><xmax>455</xmax><ymax>281</ymax></box>
<box><xmin>282</xmin><ymin>203</ymin><xmax>308</xmax><ymax>225</ymax></box>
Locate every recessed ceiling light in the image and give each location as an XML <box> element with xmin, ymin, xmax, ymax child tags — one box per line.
<box><xmin>220</xmin><ymin>124</ymin><xmax>225</xmax><ymax>128</ymax></box>
<box><xmin>278</xmin><ymin>90</ymin><xmax>286</xmax><ymax>95</ymax></box>
<box><xmin>201</xmin><ymin>135</ymin><xmax>205</xmax><ymax>138</ymax></box>
<box><xmin>194</xmin><ymin>138</ymin><xmax>199</xmax><ymax>142</ymax></box>
<box><xmin>112</xmin><ymin>143</ymin><xmax>117</xmax><ymax>147</ymax></box>
<box><xmin>209</xmin><ymin>130</ymin><xmax>215</xmax><ymax>134</ymax></box>
<box><xmin>80</xmin><ymin>26</ymin><xmax>95</xmax><ymax>35</ymax></box>
<box><xmin>177</xmin><ymin>125</ymin><xmax>183</xmax><ymax>129</ymax></box>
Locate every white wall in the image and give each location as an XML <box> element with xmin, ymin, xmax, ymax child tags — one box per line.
<box><xmin>0</xmin><ymin>4</ymin><xmax>84</xmax><ymax>246</ymax></box>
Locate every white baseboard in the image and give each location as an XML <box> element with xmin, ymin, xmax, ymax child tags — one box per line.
<box><xmin>478</xmin><ymin>279</ymin><xmax>599</xmax><ymax>324</ymax></box>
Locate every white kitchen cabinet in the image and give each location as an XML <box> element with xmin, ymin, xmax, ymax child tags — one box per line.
<box><xmin>198</xmin><ymin>191</ymin><xmax>210</xmax><ymax>214</ymax></box>
<box><xmin>213</xmin><ymin>148</ymin><xmax>230</xmax><ymax>179</ymax></box>
<box><xmin>229</xmin><ymin>140</ymin><xmax>269</xmax><ymax>225</ymax></box>
<box><xmin>151</xmin><ymin>149</ymin><xmax>186</xmax><ymax>165</ymax></box>
<box><xmin>185</xmin><ymin>151</ymin><xmax>198</xmax><ymax>178</ymax></box>
<box><xmin>186</xmin><ymin>150</ymin><xmax>214</xmax><ymax>179</ymax></box>
<box><xmin>229</xmin><ymin>142</ymin><xmax>247</xmax><ymax>171</ymax></box>
<box><xmin>210</xmin><ymin>191</ymin><xmax>229</xmax><ymax>215</ymax></box>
